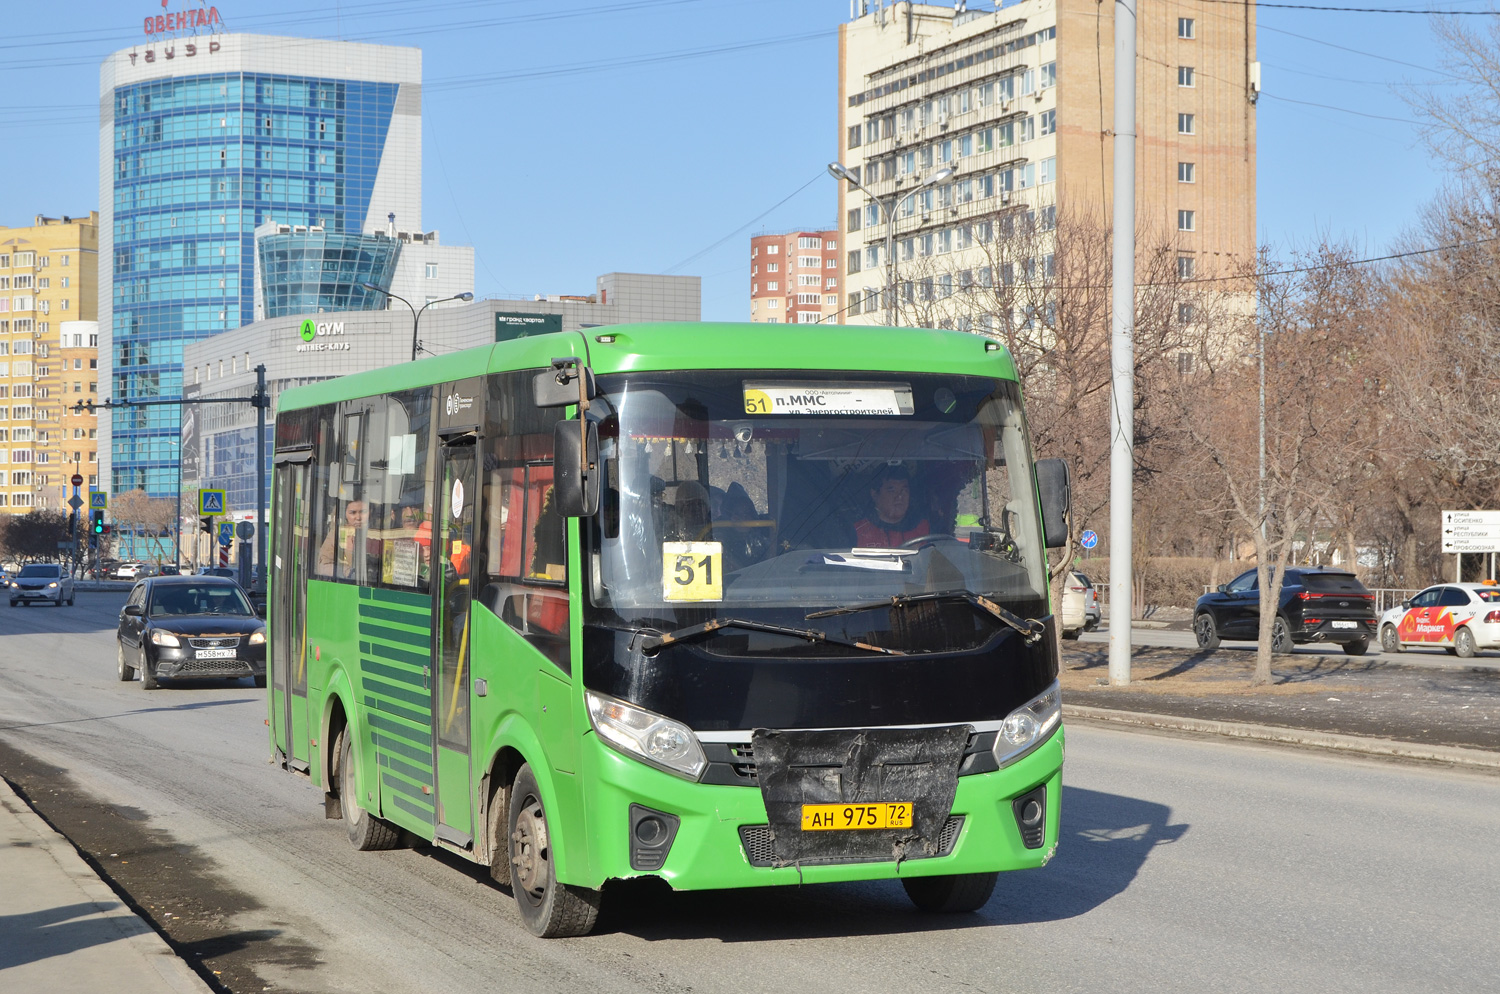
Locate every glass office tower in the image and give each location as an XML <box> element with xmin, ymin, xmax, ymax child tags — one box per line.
<box><xmin>100</xmin><ymin>34</ymin><xmax>420</xmax><ymax>551</ymax></box>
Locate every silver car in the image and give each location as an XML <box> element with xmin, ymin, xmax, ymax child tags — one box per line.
<box><xmin>9</xmin><ymin>563</ymin><xmax>75</xmax><ymax>607</ymax></box>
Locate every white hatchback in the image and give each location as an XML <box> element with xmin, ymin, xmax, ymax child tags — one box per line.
<box><xmin>1378</xmin><ymin>582</ymin><xmax>1500</xmax><ymax>657</ymax></box>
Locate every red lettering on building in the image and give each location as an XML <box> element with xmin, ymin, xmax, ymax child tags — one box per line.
<box><xmin>143</xmin><ymin>5</ymin><xmax>222</xmax><ymax>35</ymax></box>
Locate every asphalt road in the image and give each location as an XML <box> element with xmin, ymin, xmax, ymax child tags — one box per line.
<box><xmin>2</xmin><ymin>594</ymin><xmax>1498</xmax><ymax>993</ymax></box>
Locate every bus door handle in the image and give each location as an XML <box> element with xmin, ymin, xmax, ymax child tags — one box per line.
<box><xmin>424</xmin><ymin>664</ymin><xmax>431</xmax><ymax>690</ymax></box>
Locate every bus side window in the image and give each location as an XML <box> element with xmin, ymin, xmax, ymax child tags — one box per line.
<box><xmin>479</xmin><ymin>370</ymin><xmax>571</xmax><ymax>670</ymax></box>
<box><xmin>310</xmin><ymin>403</ymin><xmax>339</xmax><ymax>578</ymax></box>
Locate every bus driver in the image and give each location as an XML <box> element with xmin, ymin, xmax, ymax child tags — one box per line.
<box><xmin>853</xmin><ymin>465</ymin><xmax>931</xmax><ymax>548</ymax></box>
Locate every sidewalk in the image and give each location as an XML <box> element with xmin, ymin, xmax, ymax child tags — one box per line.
<box><xmin>1060</xmin><ymin>641</ymin><xmax>1500</xmax><ymax>763</ymax></box>
<box><xmin>0</xmin><ymin>778</ymin><xmax>213</xmax><ymax>994</ymax></box>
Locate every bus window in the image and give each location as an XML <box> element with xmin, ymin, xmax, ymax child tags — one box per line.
<box><xmin>477</xmin><ymin>370</ymin><xmax>570</xmax><ymax>669</ymax></box>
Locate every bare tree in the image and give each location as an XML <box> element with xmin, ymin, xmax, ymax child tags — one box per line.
<box><xmin>1162</xmin><ymin>245</ymin><xmax>1382</xmax><ymax>683</ymax></box>
<box><xmin>110</xmin><ymin>488</ymin><xmax>177</xmax><ymax>564</ymax></box>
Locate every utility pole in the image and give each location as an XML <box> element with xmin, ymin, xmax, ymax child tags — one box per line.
<box><xmin>1108</xmin><ymin>0</ymin><xmax>1137</xmax><ymax>686</ymax></box>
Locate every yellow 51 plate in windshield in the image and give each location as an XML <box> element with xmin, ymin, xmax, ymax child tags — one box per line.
<box><xmin>743</xmin><ymin>382</ymin><xmax>914</xmax><ymax>416</ymax></box>
<box><xmin>801</xmin><ymin>802</ymin><xmax>913</xmax><ymax>831</ymax></box>
<box><xmin>662</xmin><ymin>542</ymin><xmax>723</xmax><ymax>602</ymax></box>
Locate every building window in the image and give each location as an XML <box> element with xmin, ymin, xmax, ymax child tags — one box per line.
<box><xmin>1040</xmin><ymin>109</ymin><xmax>1056</xmax><ymax>136</ymax></box>
<box><xmin>1179</xmin><ymin>161</ymin><xmax>1196</xmax><ymax>183</ymax></box>
<box><xmin>848</xmin><ymin>124</ymin><xmax>862</xmax><ymax>149</ymax></box>
<box><xmin>1179</xmin><ymin>303</ymin><xmax>1196</xmax><ymax>324</ymax></box>
<box><xmin>1178</xmin><ymin>210</ymin><xmax>1196</xmax><ymax>231</ymax></box>
<box><xmin>1178</xmin><ymin>113</ymin><xmax>1195</xmax><ymax>135</ymax></box>
<box><xmin>1039</xmin><ymin>157</ymin><xmax>1057</xmax><ymax>184</ymax></box>
<box><xmin>766</xmin><ymin>282</ymin><xmax>779</xmax><ymax>291</ymax></box>
<box><xmin>1179</xmin><ymin>66</ymin><xmax>1195</xmax><ymax>87</ymax></box>
<box><xmin>1179</xmin><ymin>17</ymin><xmax>1195</xmax><ymax>38</ymax></box>
<box><xmin>425</xmin><ymin>263</ymin><xmax>438</xmax><ymax>279</ymax></box>
<box><xmin>767</xmin><ymin>245</ymin><xmax>779</xmax><ymax>255</ymax></box>
<box><xmin>1178</xmin><ymin>352</ymin><xmax>1195</xmax><ymax>375</ymax></box>
<box><xmin>1177</xmin><ymin>256</ymin><xmax>1195</xmax><ymax>279</ymax></box>
<box><xmin>798</xmin><ymin>236</ymin><xmax>823</xmax><ymax>250</ymax></box>
<box><xmin>848</xmin><ymin>208</ymin><xmax>861</xmax><ymax>233</ymax></box>
<box><xmin>1041</xmin><ymin>62</ymin><xmax>1056</xmax><ymax>88</ymax></box>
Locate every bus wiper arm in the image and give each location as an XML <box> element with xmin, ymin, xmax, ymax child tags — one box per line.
<box><xmin>636</xmin><ymin>618</ymin><xmax>904</xmax><ymax>656</ymax></box>
<box><xmin>807</xmin><ymin>590</ymin><xmax>1047</xmax><ymax>645</ymax></box>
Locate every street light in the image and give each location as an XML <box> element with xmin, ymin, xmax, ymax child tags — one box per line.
<box><xmin>828</xmin><ymin>161</ymin><xmax>953</xmax><ymax>326</ymax></box>
<box><xmin>360</xmin><ymin>284</ymin><xmax>475</xmax><ymax>361</ymax></box>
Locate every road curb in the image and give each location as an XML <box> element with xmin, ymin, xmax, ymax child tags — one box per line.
<box><xmin>1063</xmin><ymin>704</ymin><xmax>1500</xmax><ymax>770</ymax></box>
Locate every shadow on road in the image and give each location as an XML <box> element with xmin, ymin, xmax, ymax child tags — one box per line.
<box><xmin>0</xmin><ymin>697</ymin><xmax>258</xmax><ymax>732</ymax></box>
<box><xmin>528</xmin><ymin>785</ymin><xmax>1189</xmax><ymax>941</ymax></box>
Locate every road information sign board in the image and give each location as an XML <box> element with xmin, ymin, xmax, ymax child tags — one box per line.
<box><xmin>218</xmin><ymin>521</ymin><xmax>235</xmax><ymax>546</ymax></box>
<box><xmin>1441</xmin><ymin>510</ymin><xmax>1500</xmax><ymax>553</ymax></box>
<box><xmin>89</xmin><ymin>491</ymin><xmax>108</xmax><ymax>510</ymax></box>
<box><xmin>199</xmin><ymin>489</ymin><xmax>225</xmax><ymax>514</ymax></box>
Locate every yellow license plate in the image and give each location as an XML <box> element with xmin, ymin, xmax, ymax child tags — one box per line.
<box><xmin>800</xmin><ymin>802</ymin><xmax>913</xmax><ymax>831</ymax></box>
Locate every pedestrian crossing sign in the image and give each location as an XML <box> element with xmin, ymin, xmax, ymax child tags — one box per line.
<box><xmin>198</xmin><ymin>489</ymin><xmax>226</xmax><ymax>515</ymax></box>
<box><xmin>88</xmin><ymin>491</ymin><xmax>109</xmax><ymax>510</ymax></box>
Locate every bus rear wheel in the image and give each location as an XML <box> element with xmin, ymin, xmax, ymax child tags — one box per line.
<box><xmin>508</xmin><ymin>763</ymin><xmax>600</xmax><ymax>937</ymax></box>
<box><xmin>337</xmin><ymin>728</ymin><xmax>399</xmax><ymax>852</ymax></box>
<box><xmin>901</xmin><ymin>871</ymin><xmax>999</xmax><ymax>913</ymax></box>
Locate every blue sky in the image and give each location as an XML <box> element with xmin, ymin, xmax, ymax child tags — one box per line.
<box><xmin>0</xmin><ymin>0</ymin><xmax>1478</xmax><ymax>320</ymax></box>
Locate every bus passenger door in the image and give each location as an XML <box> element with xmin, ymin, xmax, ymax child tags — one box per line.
<box><xmin>272</xmin><ymin>457</ymin><xmax>312</xmax><ymax>770</ymax></box>
<box><xmin>432</xmin><ymin>436</ymin><xmax>477</xmax><ymax>845</ymax></box>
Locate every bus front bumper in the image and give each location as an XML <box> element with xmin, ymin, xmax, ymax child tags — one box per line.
<box><xmin>572</xmin><ymin>727</ymin><xmax>1063</xmax><ymax>892</ymax></box>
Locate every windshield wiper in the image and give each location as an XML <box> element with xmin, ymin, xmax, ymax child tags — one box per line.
<box><xmin>806</xmin><ymin>589</ymin><xmax>1047</xmax><ymax>645</ymax></box>
<box><xmin>635</xmin><ymin>618</ymin><xmax>904</xmax><ymax>656</ymax></box>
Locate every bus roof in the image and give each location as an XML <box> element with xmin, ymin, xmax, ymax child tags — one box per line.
<box><xmin>276</xmin><ymin>321</ymin><xmax>1018</xmax><ymax>413</ymax></box>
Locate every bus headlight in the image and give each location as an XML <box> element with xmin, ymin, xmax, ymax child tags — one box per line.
<box><xmin>586</xmin><ymin>691</ymin><xmax>707</xmax><ymax>781</ymax></box>
<box><xmin>993</xmin><ymin>680</ymin><xmax>1061</xmax><ymax>769</ymax></box>
<box><xmin>150</xmin><ymin>630</ymin><xmax>180</xmax><ymax>647</ymax></box>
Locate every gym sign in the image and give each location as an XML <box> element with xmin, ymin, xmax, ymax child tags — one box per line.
<box><xmin>296</xmin><ymin>319</ymin><xmax>350</xmax><ymax>353</ymax></box>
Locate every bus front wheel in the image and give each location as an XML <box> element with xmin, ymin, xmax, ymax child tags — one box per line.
<box><xmin>901</xmin><ymin>872</ymin><xmax>999</xmax><ymax>913</ymax></box>
<box><xmin>337</xmin><ymin>728</ymin><xmax>399</xmax><ymax>852</ymax></box>
<box><xmin>508</xmin><ymin>763</ymin><xmax>600</xmax><ymax>937</ymax></box>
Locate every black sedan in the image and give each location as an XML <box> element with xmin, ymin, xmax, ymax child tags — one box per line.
<box><xmin>116</xmin><ymin>576</ymin><xmax>266</xmax><ymax>690</ymax></box>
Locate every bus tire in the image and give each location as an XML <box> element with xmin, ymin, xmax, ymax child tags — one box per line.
<box><xmin>508</xmin><ymin>763</ymin><xmax>600</xmax><ymax>937</ymax></box>
<box><xmin>337</xmin><ymin>727</ymin><xmax>400</xmax><ymax>852</ymax></box>
<box><xmin>901</xmin><ymin>872</ymin><xmax>999</xmax><ymax>913</ymax></box>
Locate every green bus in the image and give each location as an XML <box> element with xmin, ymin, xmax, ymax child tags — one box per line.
<box><xmin>268</xmin><ymin>322</ymin><xmax>1070</xmax><ymax>937</ymax></box>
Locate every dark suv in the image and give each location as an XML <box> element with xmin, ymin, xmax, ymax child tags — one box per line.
<box><xmin>1194</xmin><ymin>567</ymin><xmax>1377</xmax><ymax>655</ymax></box>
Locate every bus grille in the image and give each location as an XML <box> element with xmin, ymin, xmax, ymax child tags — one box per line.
<box><xmin>737</xmin><ymin>815</ymin><xmax>964</xmax><ymax>867</ymax></box>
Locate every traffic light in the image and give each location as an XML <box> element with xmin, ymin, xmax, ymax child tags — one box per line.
<box><xmin>92</xmin><ymin>510</ymin><xmax>105</xmax><ymax>535</ymax></box>
<box><xmin>200</xmin><ymin>515</ymin><xmax>215</xmax><ymax>536</ymax></box>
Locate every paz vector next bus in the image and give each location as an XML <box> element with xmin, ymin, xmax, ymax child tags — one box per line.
<box><xmin>268</xmin><ymin>322</ymin><xmax>1069</xmax><ymax>937</ymax></box>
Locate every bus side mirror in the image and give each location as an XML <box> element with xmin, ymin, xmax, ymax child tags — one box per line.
<box><xmin>553</xmin><ymin>419</ymin><xmax>600</xmax><ymax>517</ymax></box>
<box><xmin>1035</xmin><ymin>458</ymin><xmax>1070</xmax><ymax>549</ymax></box>
<box><xmin>533</xmin><ymin>362</ymin><xmax>596</xmax><ymax>408</ymax></box>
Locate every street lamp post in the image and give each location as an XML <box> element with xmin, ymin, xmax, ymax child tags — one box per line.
<box><xmin>360</xmin><ymin>284</ymin><xmax>475</xmax><ymax>361</ymax></box>
<box><xmin>827</xmin><ymin>162</ymin><xmax>953</xmax><ymax>327</ymax></box>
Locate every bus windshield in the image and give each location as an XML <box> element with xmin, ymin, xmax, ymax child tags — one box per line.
<box><xmin>589</xmin><ymin>370</ymin><xmax>1049</xmax><ymax>649</ymax></box>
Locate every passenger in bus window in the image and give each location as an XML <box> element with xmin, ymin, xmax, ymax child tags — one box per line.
<box><xmin>853</xmin><ymin>465</ymin><xmax>931</xmax><ymax>548</ymax></box>
<box><xmin>317</xmin><ymin>499</ymin><xmax>378</xmax><ymax>579</ymax></box>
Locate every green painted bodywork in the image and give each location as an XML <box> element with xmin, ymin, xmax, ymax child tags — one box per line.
<box><xmin>271</xmin><ymin>321</ymin><xmax>1059</xmax><ymax>893</ymax></box>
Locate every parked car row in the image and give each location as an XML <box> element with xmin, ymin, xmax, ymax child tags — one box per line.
<box><xmin>1193</xmin><ymin>568</ymin><xmax>1500</xmax><ymax>658</ymax></box>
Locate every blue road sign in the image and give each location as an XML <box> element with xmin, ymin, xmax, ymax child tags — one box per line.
<box><xmin>88</xmin><ymin>491</ymin><xmax>109</xmax><ymax>510</ymax></box>
<box><xmin>1080</xmin><ymin>529</ymin><xmax>1099</xmax><ymax>549</ymax></box>
<box><xmin>218</xmin><ymin>521</ymin><xmax>235</xmax><ymax>546</ymax></box>
<box><xmin>199</xmin><ymin>489</ymin><xmax>226</xmax><ymax>514</ymax></box>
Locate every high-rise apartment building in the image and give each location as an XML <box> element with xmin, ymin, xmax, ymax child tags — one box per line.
<box><xmin>100</xmin><ymin>32</ymin><xmax>423</xmax><ymax>516</ymax></box>
<box><xmin>749</xmin><ymin>230</ymin><xmax>841</xmax><ymax>324</ymax></box>
<box><xmin>837</xmin><ymin>0</ymin><xmax>1256</xmax><ymax>327</ymax></box>
<box><xmin>0</xmin><ymin>213</ymin><xmax>99</xmax><ymax>517</ymax></box>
